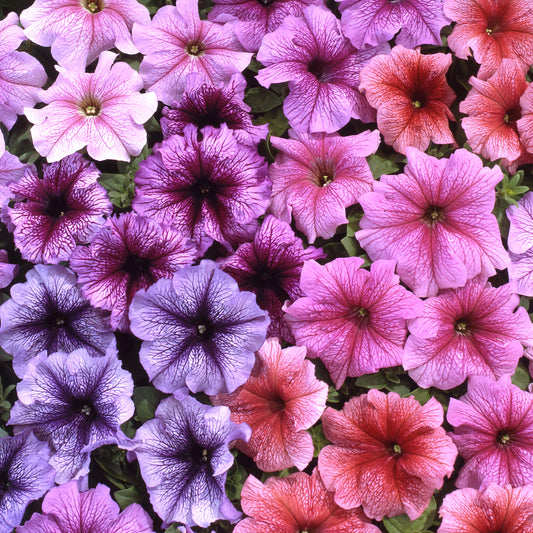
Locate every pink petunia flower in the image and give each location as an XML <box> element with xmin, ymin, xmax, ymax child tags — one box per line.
<box><xmin>0</xmin><ymin>150</ymin><xmax>31</xmax><ymax>227</ymax></box>
<box><xmin>212</xmin><ymin>338</ymin><xmax>328</xmax><ymax>472</ymax></box>
<box><xmin>356</xmin><ymin>148</ymin><xmax>509</xmax><ymax>297</ymax></box>
<box><xmin>234</xmin><ymin>470</ymin><xmax>380</xmax><ymax>533</ymax></box>
<box><xmin>438</xmin><ymin>484</ymin><xmax>533</xmax><ymax>533</ymax></box>
<box><xmin>256</xmin><ymin>5</ymin><xmax>388</xmax><ymax>133</ymax></box>
<box><xmin>268</xmin><ymin>129</ymin><xmax>380</xmax><ymax>243</ymax></box>
<box><xmin>20</xmin><ymin>0</ymin><xmax>150</xmax><ymax>70</ymax></box>
<box><xmin>517</xmin><ymin>80</ymin><xmax>533</xmax><ymax>157</ymax></box>
<box><xmin>403</xmin><ymin>277</ymin><xmax>533</xmax><ymax>390</ymax></box>
<box><xmin>25</xmin><ymin>51</ymin><xmax>158</xmax><ymax>163</ymax></box>
<box><xmin>359</xmin><ymin>45</ymin><xmax>455</xmax><ymax>154</ymax></box>
<box><xmin>318</xmin><ymin>389</ymin><xmax>457</xmax><ymax>521</ymax></box>
<box><xmin>444</xmin><ymin>0</ymin><xmax>533</xmax><ymax>80</ymax></box>
<box><xmin>132</xmin><ymin>0</ymin><xmax>252</xmax><ymax>105</ymax></box>
<box><xmin>447</xmin><ymin>376</ymin><xmax>533</xmax><ymax>490</ymax></box>
<box><xmin>284</xmin><ymin>258</ymin><xmax>423</xmax><ymax>388</ymax></box>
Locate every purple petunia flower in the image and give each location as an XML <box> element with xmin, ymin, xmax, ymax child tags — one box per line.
<box><xmin>9</xmin><ymin>153</ymin><xmax>112</xmax><ymax>264</ymax></box>
<box><xmin>256</xmin><ymin>6</ymin><xmax>389</xmax><ymax>133</ymax></box>
<box><xmin>221</xmin><ymin>215</ymin><xmax>324</xmax><ymax>341</ymax></box>
<box><xmin>17</xmin><ymin>480</ymin><xmax>154</xmax><ymax>533</ymax></box>
<box><xmin>25</xmin><ymin>51</ymin><xmax>158</xmax><ymax>162</ymax></box>
<box><xmin>9</xmin><ymin>348</ymin><xmax>134</xmax><ymax>484</ymax></box>
<box><xmin>0</xmin><ymin>151</ymin><xmax>31</xmax><ymax>224</ymax></box>
<box><xmin>0</xmin><ymin>250</ymin><xmax>17</xmax><ymax>289</ymax></box>
<box><xmin>0</xmin><ymin>264</ymin><xmax>115</xmax><ymax>378</ymax></box>
<box><xmin>70</xmin><ymin>212</ymin><xmax>197</xmax><ymax>332</ymax></box>
<box><xmin>132</xmin><ymin>0</ymin><xmax>252</xmax><ymax>105</ymax></box>
<box><xmin>129</xmin><ymin>260</ymin><xmax>270</xmax><ymax>395</ymax></box>
<box><xmin>0</xmin><ymin>431</ymin><xmax>55</xmax><ymax>533</ymax></box>
<box><xmin>20</xmin><ymin>0</ymin><xmax>150</xmax><ymax>70</ymax></box>
<box><xmin>133</xmin><ymin>125</ymin><xmax>270</xmax><ymax>252</ymax></box>
<box><xmin>131</xmin><ymin>394</ymin><xmax>250</xmax><ymax>528</ymax></box>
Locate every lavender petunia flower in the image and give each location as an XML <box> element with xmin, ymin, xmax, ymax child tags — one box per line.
<box><xmin>0</xmin><ymin>250</ymin><xmax>17</xmax><ymax>289</ymax></box>
<box><xmin>9</xmin><ymin>349</ymin><xmax>134</xmax><ymax>484</ymax></box>
<box><xmin>132</xmin><ymin>0</ymin><xmax>252</xmax><ymax>105</ymax></box>
<box><xmin>0</xmin><ymin>264</ymin><xmax>115</xmax><ymax>378</ymax></box>
<box><xmin>133</xmin><ymin>125</ymin><xmax>270</xmax><ymax>252</ymax></box>
<box><xmin>256</xmin><ymin>6</ymin><xmax>389</xmax><ymax>133</ymax></box>
<box><xmin>129</xmin><ymin>260</ymin><xmax>270</xmax><ymax>395</ymax></box>
<box><xmin>131</xmin><ymin>395</ymin><xmax>250</xmax><ymax>528</ymax></box>
<box><xmin>20</xmin><ymin>0</ymin><xmax>150</xmax><ymax>70</ymax></box>
<box><xmin>507</xmin><ymin>191</ymin><xmax>533</xmax><ymax>254</ymax></box>
<box><xmin>0</xmin><ymin>431</ymin><xmax>55</xmax><ymax>533</ymax></box>
<box><xmin>9</xmin><ymin>154</ymin><xmax>112</xmax><ymax>264</ymax></box>
<box><xmin>0</xmin><ymin>151</ymin><xmax>31</xmax><ymax>223</ymax></box>
<box><xmin>17</xmin><ymin>480</ymin><xmax>154</xmax><ymax>533</ymax></box>
<box><xmin>25</xmin><ymin>51</ymin><xmax>158</xmax><ymax>162</ymax></box>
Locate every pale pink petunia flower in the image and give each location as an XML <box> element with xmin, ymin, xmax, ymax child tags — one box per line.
<box><xmin>25</xmin><ymin>51</ymin><xmax>158</xmax><ymax>162</ymax></box>
<box><xmin>507</xmin><ymin>191</ymin><xmax>533</xmax><ymax>254</ymax></box>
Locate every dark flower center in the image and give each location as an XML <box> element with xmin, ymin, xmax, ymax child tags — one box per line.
<box><xmin>423</xmin><ymin>205</ymin><xmax>444</xmax><ymax>226</ymax></box>
<box><xmin>79</xmin><ymin>94</ymin><xmax>102</xmax><ymax>117</ymax></box>
<box><xmin>71</xmin><ymin>398</ymin><xmax>96</xmax><ymax>420</ymax></box>
<box><xmin>351</xmin><ymin>306</ymin><xmax>370</xmax><ymax>326</ymax></box>
<box><xmin>257</xmin><ymin>0</ymin><xmax>276</xmax><ymax>5</ymax></box>
<box><xmin>454</xmin><ymin>320</ymin><xmax>470</xmax><ymax>335</ymax></box>
<box><xmin>267</xmin><ymin>395</ymin><xmax>285</xmax><ymax>413</ymax></box>
<box><xmin>122</xmin><ymin>255</ymin><xmax>152</xmax><ymax>281</ymax></box>
<box><xmin>195</xmin><ymin>321</ymin><xmax>214</xmax><ymax>341</ymax></box>
<box><xmin>0</xmin><ymin>472</ymin><xmax>9</xmax><ymax>496</ymax></box>
<box><xmin>503</xmin><ymin>106</ymin><xmax>521</xmax><ymax>125</ymax></box>
<box><xmin>44</xmin><ymin>194</ymin><xmax>69</xmax><ymax>219</ymax></box>
<box><xmin>189</xmin><ymin>445</ymin><xmax>210</xmax><ymax>466</ymax></box>
<box><xmin>83</xmin><ymin>0</ymin><xmax>104</xmax><ymax>13</ymax></box>
<box><xmin>190</xmin><ymin>177</ymin><xmax>217</xmax><ymax>204</ymax></box>
<box><xmin>387</xmin><ymin>442</ymin><xmax>403</xmax><ymax>456</ymax></box>
<box><xmin>307</xmin><ymin>57</ymin><xmax>333</xmax><ymax>83</ymax></box>
<box><xmin>47</xmin><ymin>313</ymin><xmax>68</xmax><ymax>330</ymax></box>
<box><xmin>496</xmin><ymin>430</ymin><xmax>512</xmax><ymax>446</ymax></box>
<box><xmin>186</xmin><ymin>41</ymin><xmax>205</xmax><ymax>57</ymax></box>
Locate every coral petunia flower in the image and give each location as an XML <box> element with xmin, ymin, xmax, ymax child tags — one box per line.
<box><xmin>359</xmin><ymin>45</ymin><xmax>455</xmax><ymax>154</ymax></box>
<box><xmin>318</xmin><ymin>389</ymin><xmax>457</xmax><ymax>521</ymax></box>
<box><xmin>212</xmin><ymin>338</ymin><xmax>328</xmax><ymax>472</ymax></box>
<box><xmin>234</xmin><ymin>470</ymin><xmax>380</xmax><ymax>533</ymax></box>
<box><xmin>444</xmin><ymin>0</ymin><xmax>533</xmax><ymax>79</ymax></box>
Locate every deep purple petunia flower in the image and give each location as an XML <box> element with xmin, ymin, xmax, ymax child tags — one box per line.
<box><xmin>9</xmin><ymin>153</ymin><xmax>112</xmax><ymax>264</ymax></box>
<box><xmin>70</xmin><ymin>212</ymin><xmax>197</xmax><ymax>332</ymax></box>
<box><xmin>9</xmin><ymin>348</ymin><xmax>134</xmax><ymax>484</ymax></box>
<box><xmin>220</xmin><ymin>215</ymin><xmax>324</xmax><ymax>341</ymax></box>
<box><xmin>131</xmin><ymin>394</ymin><xmax>251</xmax><ymax>528</ymax></box>
<box><xmin>129</xmin><ymin>260</ymin><xmax>270</xmax><ymax>395</ymax></box>
<box><xmin>133</xmin><ymin>125</ymin><xmax>270</xmax><ymax>252</ymax></box>
<box><xmin>0</xmin><ymin>431</ymin><xmax>55</xmax><ymax>533</ymax></box>
<box><xmin>17</xmin><ymin>480</ymin><xmax>154</xmax><ymax>533</ymax></box>
<box><xmin>0</xmin><ymin>264</ymin><xmax>115</xmax><ymax>378</ymax></box>
<box><xmin>256</xmin><ymin>6</ymin><xmax>389</xmax><ymax>133</ymax></box>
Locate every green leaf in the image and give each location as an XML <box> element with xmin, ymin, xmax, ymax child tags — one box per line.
<box><xmin>410</xmin><ymin>388</ymin><xmax>432</xmax><ymax>405</ymax></box>
<box><xmin>341</xmin><ymin>235</ymin><xmax>358</xmax><ymax>256</ymax></box>
<box><xmin>512</xmin><ymin>363</ymin><xmax>531</xmax><ymax>391</ymax></box>
<box><xmin>355</xmin><ymin>372</ymin><xmax>389</xmax><ymax>389</ymax></box>
<box><xmin>327</xmin><ymin>386</ymin><xmax>341</xmax><ymax>403</ymax></box>
<box><xmin>255</xmin><ymin>106</ymin><xmax>289</xmax><ymax>137</ymax></box>
<box><xmin>368</xmin><ymin>154</ymin><xmax>401</xmax><ymax>180</ymax></box>
<box><xmin>309</xmin><ymin>424</ymin><xmax>329</xmax><ymax>457</ymax></box>
<box><xmin>133</xmin><ymin>386</ymin><xmax>161</xmax><ymax>423</ymax></box>
<box><xmin>225</xmin><ymin>456</ymin><xmax>248</xmax><ymax>501</ymax></box>
<box><xmin>114</xmin><ymin>486</ymin><xmax>141</xmax><ymax>510</ymax></box>
<box><xmin>98</xmin><ymin>173</ymin><xmax>135</xmax><ymax>209</ymax></box>
<box><xmin>245</xmin><ymin>87</ymin><xmax>282</xmax><ymax>113</ymax></box>
<box><xmin>383</xmin><ymin>498</ymin><xmax>437</xmax><ymax>533</ymax></box>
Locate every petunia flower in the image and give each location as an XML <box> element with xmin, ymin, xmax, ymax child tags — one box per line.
<box><xmin>438</xmin><ymin>484</ymin><xmax>533</xmax><ymax>533</ymax></box>
<box><xmin>507</xmin><ymin>191</ymin><xmax>533</xmax><ymax>254</ymax></box>
<box><xmin>0</xmin><ymin>264</ymin><xmax>115</xmax><ymax>378</ymax></box>
<box><xmin>70</xmin><ymin>211</ymin><xmax>197</xmax><ymax>332</ymax></box>
<box><xmin>508</xmin><ymin>249</ymin><xmax>533</xmax><ymax>296</ymax></box>
<box><xmin>9</xmin><ymin>348</ymin><xmax>135</xmax><ymax>484</ymax></box>
<box><xmin>17</xmin><ymin>481</ymin><xmax>154</xmax><ymax>533</ymax></box>
<box><xmin>129</xmin><ymin>260</ymin><xmax>270</xmax><ymax>395</ymax></box>
<box><xmin>403</xmin><ymin>277</ymin><xmax>533</xmax><ymax>390</ymax></box>
<box><xmin>517</xmin><ymin>79</ymin><xmax>533</xmax><ymax>157</ymax></box>
<box><xmin>234</xmin><ymin>470</ymin><xmax>380</xmax><ymax>533</ymax></box>
<box><xmin>256</xmin><ymin>5</ymin><xmax>389</xmax><ymax>133</ymax></box>
<box><xmin>25</xmin><ymin>51</ymin><xmax>158</xmax><ymax>162</ymax></box>
<box><xmin>285</xmin><ymin>258</ymin><xmax>423</xmax><ymax>388</ymax></box>
<box><xmin>220</xmin><ymin>215</ymin><xmax>325</xmax><ymax>341</ymax></box>
<box><xmin>0</xmin><ymin>150</ymin><xmax>31</xmax><ymax>224</ymax></box>
<box><xmin>444</xmin><ymin>0</ymin><xmax>533</xmax><ymax>79</ymax></box>
<box><xmin>359</xmin><ymin>45</ymin><xmax>455</xmax><ymax>154</ymax></box>
<box><xmin>0</xmin><ymin>431</ymin><xmax>55</xmax><ymax>533</ymax></box>
<box><xmin>132</xmin><ymin>0</ymin><xmax>252</xmax><ymax>105</ymax></box>
<box><xmin>131</xmin><ymin>394</ymin><xmax>251</xmax><ymax>528</ymax></box>
<box><xmin>133</xmin><ymin>125</ymin><xmax>270</xmax><ymax>253</ymax></box>
<box><xmin>0</xmin><ymin>250</ymin><xmax>17</xmax><ymax>289</ymax></box>
<box><xmin>447</xmin><ymin>375</ymin><xmax>533</xmax><ymax>490</ymax></box>
<box><xmin>9</xmin><ymin>153</ymin><xmax>112</xmax><ymax>264</ymax></box>
<box><xmin>20</xmin><ymin>0</ymin><xmax>150</xmax><ymax>70</ymax></box>
<box><xmin>318</xmin><ymin>389</ymin><xmax>457</xmax><ymax>521</ymax></box>
<box><xmin>338</xmin><ymin>0</ymin><xmax>450</xmax><ymax>49</ymax></box>
<box><xmin>268</xmin><ymin>129</ymin><xmax>380</xmax><ymax>242</ymax></box>
<box><xmin>212</xmin><ymin>338</ymin><xmax>328</xmax><ymax>472</ymax></box>
<box><xmin>356</xmin><ymin>148</ymin><xmax>509</xmax><ymax>297</ymax></box>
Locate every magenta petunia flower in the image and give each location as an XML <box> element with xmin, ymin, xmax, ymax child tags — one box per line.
<box><xmin>403</xmin><ymin>277</ymin><xmax>532</xmax><ymax>390</ymax></box>
<box><xmin>256</xmin><ymin>6</ymin><xmax>389</xmax><ymax>133</ymax></box>
<box><xmin>25</xmin><ymin>51</ymin><xmax>158</xmax><ymax>162</ymax></box>
<box><xmin>447</xmin><ymin>376</ymin><xmax>533</xmax><ymax>490</ymax></box>
<box><xmin>20</xmin><ymin>0</ymin><xmax>150</xmax><ymax>70</ymax></box>
<box><xmin>438</xmin><ymin>484</ymin><xmax>533</xmax><ymax>533</ymax></box>
<box><xmin>517</xmin><ymin>80</ymin><xmax>533</xmax><ymax>157</ymax></box>
<box><xmin>356</xmin><ymin>148</ymin><xmax>509</xmax><ymax>297</ymax></box>
<box><xmin>285</xmin><ymin>258</ymin><xmax>423</xmax><ymax>388</ymax></box>
<box><xmin>9</xmin><ymin>154</ymin><xmax>112</xmax><ymax>264</ymax></box>
<box><xmin>234</xmin><ymin>470</ymin><xmax>380</xmax><ymax>533</ymax></box>
<box><xmin>70</xmin><ymin>212</ymin><xmax>197</xmax><ymax>332</ymax></box>
<box><xmin>508</xmin><ymin>249</ymin><xmax>533</xmax><ymax>296</ymax></box>
<box><xmin>319</xmin><ymin>390</ymin><xmax>457</xmax><ymax>521</ymax></box>
<box><xmin>268</xmin><ymin>129</ymin><xmax>380</xmax><ymax>243</ymax></box>
<box><xmin>132</xmin><ymin>0</ymin><xmax>252</xmax><ymax>105</ymax></box>
<box><xmin>212</xmin><ymin>338</ymin><xmax>328</xmax><ymax>472</ymax></box>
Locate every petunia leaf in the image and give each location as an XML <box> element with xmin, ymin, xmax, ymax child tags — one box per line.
<box><xmin>114</xmin><ymin>486</ymin><xmax>142</xmax><ymax>510</ymax></box>
<box><xmin>245</xmin><ymin>87</ymin><xmax>282</xmax><ymax>113</ymax></box>
<box><xmin>133</xmin><ymin>386</ymin><xmax>161</xmax><ymax>423</ymax></box>
<box><xmin>383</xmin><ymin>497</ymin><xmax>437</xmax><ymax>533</ymax></box>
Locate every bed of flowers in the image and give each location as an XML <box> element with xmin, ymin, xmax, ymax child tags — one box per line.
<box><xmin>1</xmin><ymin>0</ymin><xmax>533</xmax><ymax>531</ymax></box>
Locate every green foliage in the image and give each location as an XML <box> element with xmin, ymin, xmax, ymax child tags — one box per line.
<box><xmin>225</xmin><ymin>451</ymin><xmax>248</xmax><ymax>501</ymax></box>
<box><xmin>512</xmin><ymin>361</ymin><xmax>531</xmax><ymax>391</ymax></box>
<box><xmin>309</xmin><ymin>423</ymin><xmax>329</xmax><ymax>457</ymax></box>
<box><xmin>255</xmin><ymin>106</ymin><xmax>289</xmax><ymax>137</ymax></box>
<box><xmin>368</xmin><ymin>153</ymin><xmax>402</xmax><ymax>180</ymax></box>
<box><xmin>114</xmin><ymin>486</ymin><xmax>143</xmax><ymax>510</ymax></box>
<box><xmin>496</xmin><ymin>170</ymin><xmax>529</xmax><ymax>207</ymax></box>
<box><xmin>133</xmin><ymin>385</ymin><xmax>162</xmax><ymax>423</ymax></box>
<box><xmin>383</xmin><ymin>497</ymin><xmax>437</xmax><ymax>533</ymax></box>
<box><xmin>245</xmin><ymin>87</ymin><xmax>282</xmax><ymax>113</ymax></box>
